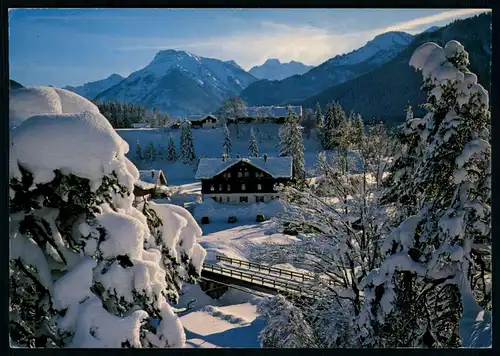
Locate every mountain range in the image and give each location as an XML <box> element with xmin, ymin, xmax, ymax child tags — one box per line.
<box><xmin>62</xmin><ymin>13</ymin><xmax>490</xmax><ymax>122</ymax></box>
<box><xmin>249</xmin><ymin>59</ymin><xmax>314</xmax><ymax>81</ymax></box>
<box><xmin>300</xmin><ymin>12</ymin><xmax>491</xmax><ymax>126</ymax></box>
<box><xmin>64</xmin><ymin>74</ymin><xmax>124</xmax><ymax>100</ymax></box>
<box><xmin>240</xmin><ymin>31</ymin><xmax>415</xmax><ymax>106</ymax></box>
<box><xmin>93</xmin><ymin>50</ymin><xmax>257</xmax><ymax>116</ymax></box>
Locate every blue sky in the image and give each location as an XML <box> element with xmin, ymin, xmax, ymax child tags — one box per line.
<box><xmin>9</xmin><ymin>8</ymin><xmax>490</xmax><ymax>87</ymax></box>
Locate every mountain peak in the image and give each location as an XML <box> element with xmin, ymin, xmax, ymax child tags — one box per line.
<box><xmin>107</xmin><ymin>73</ymin><xmax>124</xmax><ymax>80</ymax></box>
<box><xmin>264</xmin><ymin>58</ymin><xmax>281</xmax><ymax>65</ymax></box>
<box><xmin>225</xmin><ymin>60</ymin><xmax>244</xmax><ymax>70</ymax></box>
<box><xmin>249</xmin><ymin>59</ymin><xmax>313</xmax><ymax>81</ymax></box>
<box><xmin>152</xmin><ymin>49</ymin><xmax>194</xmax><ymax>62</ymax></box>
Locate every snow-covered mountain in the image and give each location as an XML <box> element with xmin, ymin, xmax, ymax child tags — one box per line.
<box><xmin>240</xmin><ymin>31</ymin><xmax>414</xmax><ymax>106</ymax></box>
<box><xmin>63</xmin><ymin>74</ymin><xmax>124</xmax><ymax>100</ymax></box>
<box><xmin>225</xmin><ymin>60</ymin><xmax>244</xmax><ymax>71</ymax></box>
<box><xmin>94</xmin><ymin>50</ymin><xmax>257</xmax><ymax>116</ymax></box>
<box><xmin>327</xmin><ymin>31</ymin><xmax>414</xmax><ymax>66</ymax></box>
<box><xmin>249</xmin><ymin>59</ymin><xmax>314</xmax><ymax>80</ymax></box>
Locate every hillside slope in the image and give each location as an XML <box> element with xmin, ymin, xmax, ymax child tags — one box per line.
<box><xmin>301</xmin><ymin>13</ymin><xmax>492</xmax><ymax>126</ymax></box>
<box><xmin>240</xmin><ymin>31</ymin><xmax>414</xmax><ymax>106</ymax></box>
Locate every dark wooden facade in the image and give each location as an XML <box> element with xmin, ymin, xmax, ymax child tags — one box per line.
<box><xmin>200</xmin><ymin>160</ymin><xmax>288</xmax><ymax>196</ymax></box>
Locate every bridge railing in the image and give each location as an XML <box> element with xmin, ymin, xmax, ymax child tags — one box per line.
<box><xmin>216</xmin><ymin>255</ymin><xmax>325</xmax><ymax>283</ymax></box>
<box><xmin>202</xmin><ymin>262</ymin><xmax>306</xmax><ymax>295</ymax></box>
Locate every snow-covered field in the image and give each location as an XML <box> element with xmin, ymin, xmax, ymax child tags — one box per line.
<box><xmin>116</xmin><ymin>125</ymin><xmax>323</xmax><ymax>185</ymax></box>
<box><xmin>173</xmin><ymin>218</ymin><xmax>298</xmax><ymax>348</ymax></box>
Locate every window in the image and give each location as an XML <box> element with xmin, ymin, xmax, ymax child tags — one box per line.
<box><xmin>219</xmin><ymin>184</ymin><xmax>223</xmax><ymax>191</ymax></box>
<box><xmin>256</xmin><ymin>196</ymin><xmax>264</xmax><ymax>203</ymax></box>
<box><xmin>238</xmin><ymin>171</ymin><xmax>243</xmax><ymax>178</ymax></box>
<box><xmin>227</xmin><ymin>184</ymin><xmax>231</xmax><ymax>191</ymax></box>
<box><xmin>227</xmin><ymin>197</ymin><xmax>230</xmax><ymax>203</ymax></box>
<box><xmin>227</xmin><ymin>172</ymin><xmax>231</xmax><ymax>178</ymax></box>
<box><xmin>240</xmin><ymin>196</ymin><xmax>248</xmax><ymax>203</ymax></box>
<box><xmin>210</xmin><ymin>185</ymin><xmax>215</xmax><ymax>191</ymax></box>
<box><xmin>257</xmin><ymin>184</ymin><xmax>262</xmax><ymax>191</ymax></box>
<box><xmin>241</xmin><ymin>183</ymin><xmax>246</xmax><ymax>191</ymax></box>
<box><xmin>219</xmin><ymin>197</ymin><xmax>223</xmax><ymax>203</ymax></box>
<box><xmin>244</xmin><ymin>171</ymin><xmax>250</xmax><ymax>177</ymax></box>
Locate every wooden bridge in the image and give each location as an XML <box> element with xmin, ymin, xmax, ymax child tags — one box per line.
<box><xmin>199</xmin><ymin>255</ymin><xmax>329</xmax><ymax>299</ymax></box>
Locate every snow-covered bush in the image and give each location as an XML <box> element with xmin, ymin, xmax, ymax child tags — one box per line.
<box><xmin>362</xmin><ymin>41</ymin><xmax>491</xmax><ymax>347</ymax></box>
<box><xmin>9</xmin><ymin>87</ymin><xmax>206</xmax><ymax>348</ymax></box>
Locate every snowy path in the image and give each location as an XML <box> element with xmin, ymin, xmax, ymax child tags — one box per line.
<box><xmin>181</xmin><ymin>304</ymin><xmax>265</xmax><ymax>348</ymax></box>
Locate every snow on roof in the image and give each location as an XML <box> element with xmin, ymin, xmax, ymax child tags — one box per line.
<box><xmin>138</xmin><ymin>169</ymin><xmax>165</xmax><ymax>184</ymax></box>
<box><xmin>9</xmin><ymin>86</ymin><xmax>100</xmax><ymax>130</ymax></box>
<box><xmin>246</xmin><ymin>106</ymin><xmax>303</xmax><ymax>118</ymax></box>
<box><xmin>188</xmin><ymin>114</ymin><xmax>218</xmax><ymax>122</ymax></box>
<box><xmin>195</xmin><ymin>156</ymin><xmax>292</xmax><ymax>179</ymax></box>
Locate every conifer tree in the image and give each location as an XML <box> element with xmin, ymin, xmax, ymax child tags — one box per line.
<box><xmin>143</xmin><ymin>142</ymin><xmax>157</xmax><ymax>163</ymax></box>
<box><xmin>180</xmin><ymin>120</ymin><xmax>196</xmax><ymax>164</ymax></box>
<box><xmin>135</xmin><ymin>141</ymin><xmax>143</xmax><ymax>163</ymax></box>
<box><xmin>315</xmin><ymin>103</ymin><xmax>325</xmax><ymax>149</ymax></box>
<box><xmin>361</xmin><ymin>40</ymin><xmax>491</xmax><ymax>348</ymax></box>
<box><xmin>166</xmin><ymin>134</ymin><xmax>177</xmax><ymax>162</ymax></box>
<box><xmin>222</xmin><ymin>124</ymin><xmax>232</xmax><ymax>157</ymax></box>
<box><xmin>248</xmin><ymin>127</ymin><xmax>260</xmax><ymax>157</ymax></box>
<box><xmin>8</xmin><ymin>100</ymin><xmax>205</xmax><ymax>348</ymax></box>
<box><xmin>323</xmin><ymin>104</ymin><xmax>335</xmax><ymax>150</ymax></box>
<box><xmin>279</xmin><ymin>107</ymin><xmax>305</xmax><ymax>180</ymax></box>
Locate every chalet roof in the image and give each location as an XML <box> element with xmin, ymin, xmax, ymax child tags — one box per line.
<box><xmin>188</xmin><ymin>114</ymin><xmax>218</xmax><ymax>122</ymax></box>
<box><xmin>195</xmin><ymin>156</ymin><xmax>293</xmax><ymax>180</ymax></box>
<box><xmin>136</xmin><ymin>170</ymin><xmax>166</xmax><ymax>190</ymax></box>
<box><xmin>245</xmin><ymin>106</ymin><xmax>303</xmax><ymax>118</ymax></box>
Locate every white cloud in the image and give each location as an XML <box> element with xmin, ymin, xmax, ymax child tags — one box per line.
<box><xmin>116</xmin><ymin>9</ymin><xmax>490</xmax><ymax>70</ymax></box>
<box><xmin>371</xmin><ymin>8</ymin><xmax>491</xmax><ymax>34</ymax></box>
<box><xmin>118</xmin><ymin>21</ymin><xmax>370</xmax><ymax>70</ymax></box>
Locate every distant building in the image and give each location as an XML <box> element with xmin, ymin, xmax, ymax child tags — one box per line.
<box><xmin>134</xmin><ymin>169</ymin><xmax>168</xmax><ymax>201</ymax></box>
<box><xmin>247</xmin><ymin>106</ymin><xmax>303</xmax><ymax>118</ymax></box>
<box><xmin>228</xmin><ymin>106</ymin><xmax>303</xmax><ymax>124</ymax></box>
<box><xmin>195</xmin><ymin>156</ymin><xmax>292</xmax><ymax>205</ymax></box>
<box><xmin>132</xmin><ymin>123</ymin><xmax>151</xmax><ymax>128</ymax></box>
<box><xmin>188</xmin><ymin>114</ymin><xmax>218</xmax><ymax>129</ymax></box>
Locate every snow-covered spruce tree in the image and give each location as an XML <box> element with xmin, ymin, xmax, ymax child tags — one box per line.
<box><xmin>315</xmin><ymin>151</ymin><xmax>328</xmax><ymax>177</ymax></box>
<box><xmin>143</xmin><ymin>142</ymin><xmax>157</xmax><ymax>164</ymax></box>
<box><xmin>134</xmin><ymin>141</ymin><xmax>143</xmax><ymax>164</ymax></box>
<box><xmin>166</xmin><ymin>134</ymin><xmax>177</xmax><ymax>162</ymax></box>
<box><xmin>352</xmin><ymin>114</ymin><xmax>365</xmax><ymax>150</ymax></box>
<box><xmin>254</xmin><ymin>131</ymin><xmax>395</xmax><ymax>347</ymax></box>
<box><xmin>180</xmin><ymin>119</ymin><xmax>196</xmax><ymax>164</ymax></box>
<box><xmin>323</xmin><ymin>104</ymin><xmax>334</xmax><ymax>150</ymax></box>
<box><xmin>9</xmin><ymin>89</ymin><xmax>206</xmax><ymax>348</ymax></box>
<box><xmin>331</xmin><ymin>102</ymin><xmax>347</xmax><ymax>150</ymax></box>
<box><xmin>315</xmin><ymin>103</ymin><xmax>325</xmax><ymax>149</ymax></box>
<box><xmin>279</xmin><ymin>107</ymin><xmax>305</xmax><ymax>181</ymax></box>
<box><xmin>222</xmin><ymin>124</ymin><xmax>232</xmax><ymax>157</ymax></box>
<box><xmin>248</xmin><ymin>127</ymin><xmax>260</xmax><ymax>157</ymax></box>
<box><xmin>359</xmin><ymin>41</ymin><xmax>491</xmax><ymax>348</ymax></box>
